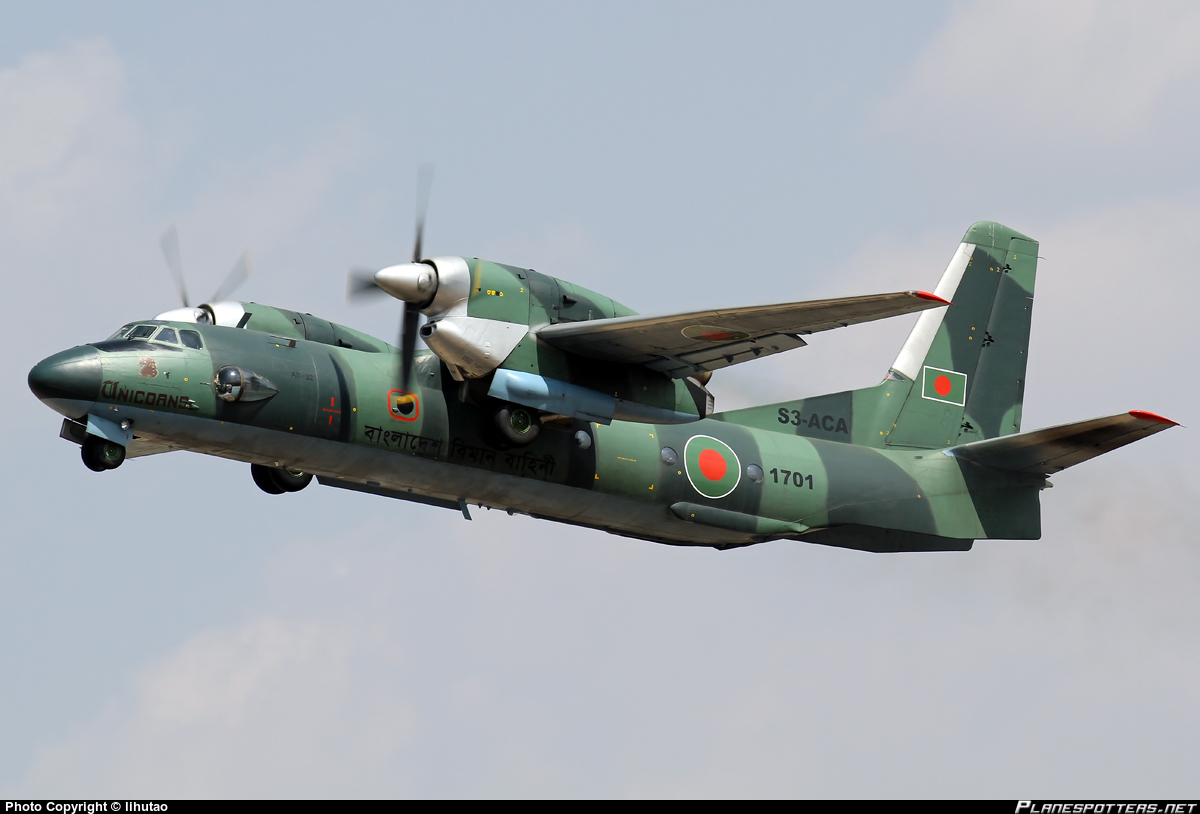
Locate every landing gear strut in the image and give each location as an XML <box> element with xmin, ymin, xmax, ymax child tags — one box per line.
<box><xmin>251</xmin><ymin>463</ymin><xmax>313</xmax><ymax>494</ymax></box>
<box><xmin>81</xmin><ymin>435</ymin><xmax>125</xmax><ymax>471</ymax></box>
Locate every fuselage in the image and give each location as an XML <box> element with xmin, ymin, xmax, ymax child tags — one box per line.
<box><xmin>28</xmin><ymin>306</ymin><xmax>1046</xmax><ymax>551</ymax></box>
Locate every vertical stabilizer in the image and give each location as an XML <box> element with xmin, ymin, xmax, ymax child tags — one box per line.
<box><xmin>717</xmin><ymin>222</ymin><xmax>1039</xmax><ymax>450</ymax></box>
<box><xmin>885</xmin><ymin>221</ymin><xmax>1038</xmax><ymax>448</ymax></box>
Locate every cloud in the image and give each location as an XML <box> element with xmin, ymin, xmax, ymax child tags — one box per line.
<box><xmin>0</xmin><ymin>39</ymin><xmax>143</xmax><ymax>240</ymax></box>
<box><xmin>18</xmin><ymin>615</ymin><xmax>419</xmax><ymax>797</ymax></box>
<box><xmin>880</xmin><ymin>0</ymin><xmax>1200</xmax><ymax>148</ymax></box>
<box><xmin>12</xmin><ymin>481</ymin><xmax>1200</xmax><ymax>797</ymax></box>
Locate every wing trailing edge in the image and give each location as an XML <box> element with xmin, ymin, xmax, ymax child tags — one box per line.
<box><xmin>536</xmin><ymin>289</ymin><xmax>949</xmax><ymax>378</ymax></box>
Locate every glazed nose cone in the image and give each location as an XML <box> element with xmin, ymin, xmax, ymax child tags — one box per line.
<box><xmin>28</xmin><ymin>346</ymin><xmax>101</xmax><ymax>405</ymax></box>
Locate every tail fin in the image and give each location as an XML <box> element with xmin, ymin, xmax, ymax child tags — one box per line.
<box><xmin>885</xmin><ymin>221</ymin><xmax>1038</xmax><ymax>448</ymax></box>
<box><xmin>718</xmin><ymin>222</ymin><xmax>1039</xmax><ymax>449</ymax></box>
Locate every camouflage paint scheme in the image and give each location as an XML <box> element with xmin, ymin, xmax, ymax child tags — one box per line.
<box><xmin>29</xmin><ymin>222</ymin><xmax>1177</xmax><ymax>552</ymax></box>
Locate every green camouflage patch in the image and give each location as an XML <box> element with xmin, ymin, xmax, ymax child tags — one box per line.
<box><xmin>922</xmin><ymin>366</ymin><xmax>967</xmax><ymax>406</ymax></box>
<box><xmin>684</xmin><ymin>435</ymin><xmax>741</xmax><ymax>499</ymax></box>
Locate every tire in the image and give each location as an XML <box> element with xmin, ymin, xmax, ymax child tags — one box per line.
<box><xmin>493</xmin><ymin>403</ymin><xmax>541</xmax><ymax>447</ymax></box>
<box><xmin>272</xmin><ymin>468</ymin><xmax>313</xmax><ymax>493</ymax></box>
<box><xmin>251</xmin><ymin>463</ymin><xmax>286</xmax><ymax>494</ymax></box>
<box><xmin>81</xmin><ymin>435</ymin><xmax>125</xmax><ymax>471</ymax></box>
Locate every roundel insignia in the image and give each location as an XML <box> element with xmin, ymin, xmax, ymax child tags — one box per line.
<box><xmin>681</xmin><ymin>325</ymin><xmax>750</xmax><ymax>342</ymax></box>
<box><xmin>684</xmin><ymin>435</ymin><xmax>741</xmax><ymax>499</ymax></box>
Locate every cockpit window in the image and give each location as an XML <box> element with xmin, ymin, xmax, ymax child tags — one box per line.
<box><xmin>127</xmin><ymin>325</ymin><xmax>156</xmax><ymax>339</ymax></box>
<box><xmin>109</xmin><ymin>324</ymin><xmax>135</xmax><ymax>339</ymax></box>
<box><xmin>180</xmin><ymin>330</ymin><xmax>203</xmax><ymax>350</ymax></box>
<box><xmin>155</xmin><ymin>327</ymin><xmax>179</xmax><ymax>344</ymax></box>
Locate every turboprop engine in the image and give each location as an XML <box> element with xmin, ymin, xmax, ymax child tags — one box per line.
<box><xmin>347</xmin><ymin>168</ymin><xmax>715</xmax><ymax>441</ymax></box>
<box><xmin>374</xmin><ymin>257</ymin><xmax>528</xmax><ymax>381</ymax></box>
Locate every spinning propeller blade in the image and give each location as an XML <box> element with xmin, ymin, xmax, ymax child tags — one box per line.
<box><xmin>346</xmin><ymin>267</ymin><xmax>390</xmax><ymax>301</ymax></box>
<box><xmin>210</xmin><ymin>250</ymin><xmax>254</xmax><ymax>303</ymax></box>
<box><xmin>412</xmin><ymin>163</ymin><xmax>434</xmax><ymax>264</ymax></box>
<box><xmin>159</xmin><ymin>224</ymin><xmax>253</xmax><ymax>311</ymax></box>
<box><xmin>346</xmin><ymin>165</ymin><xmax>436</xmax><ymax>389</ymax></box>
<box><xmin>160</xmin><ymin>224</ymin><xmax>189</xmax><ymax>308</ymax></box>
<box><xmin>402</xmin><ymin>163</ymin><xmax>435</xmax><ymax>389</ymax></box>
<box><xmin>401</xmin><ymin>302</ymin><xmax>420</xmax><ymax>389</ymax></box>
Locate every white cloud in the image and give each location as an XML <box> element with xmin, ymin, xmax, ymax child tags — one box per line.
<box><xmin>882</xmin><ymin>0</ymin><xmax>1200</xmax><ymax>147</ymax></box>
<box><xmin>0</xmin><ymin>39</ymin><xmax>143</xmax><ymax>239</ymax></box>
<box><xmin>19</xmin><ymin>615</ymin><xmax>418</xmax><ymax>797</ymax></box>
<box><xmin>12</xmin><ymin>486</ymin><xmax>1200</xmax><ymax>797</ymax></box>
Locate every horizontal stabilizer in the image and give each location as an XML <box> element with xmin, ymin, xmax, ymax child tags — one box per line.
<box><xmin>537</xmin><ymin>290</ymin><xmax>949</xmax><ymax>378</ymax></box>
<box><xmin>946</xmin><ymin>410</ymin><xmax>1179</xmax><ymax>474</ymax></box>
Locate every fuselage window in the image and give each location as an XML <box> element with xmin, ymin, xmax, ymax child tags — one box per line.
<box><xmin>127</xmin><ymin>325</ymin><xmax>156</xmax><ymax>339</ymax></box>
<box><xmin>155</xmin><ymin>327</ymin><xmax>179</xmax><ymax>344</ymax></box>
<box><xmin>180</xmin><ymin>330</ymin><xmax>203</xmax><ymax>350</ymax></box>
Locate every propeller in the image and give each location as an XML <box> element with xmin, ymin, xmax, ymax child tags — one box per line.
<box><xmin>160</xmin><ymin>225</ymin><xmax>189</xmax><ymax>308</ymax></box>
<box><xmin>401</xmin><ymin>164</ymin><xmax>435</xmax><ymax>389</ymax></box>
<box><xmin>347</xmin><ymin>164</ymin><xmax>436</xmax><ymax>390</ymax></box>
<box><xmin>211</xmin><ymin>251</ymin><xmax>254</xmax><ymax>303</ymax></box>
<box><xmin>159</xmin><ymin>224</ymin><xmax>254</xmax><ymax>312</ymax></box>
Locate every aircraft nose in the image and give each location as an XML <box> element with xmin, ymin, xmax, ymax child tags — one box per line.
<box><xmin>28</xmin><ymin>346</ymin><xmax>102</xmax><ymax>405</ymax></box>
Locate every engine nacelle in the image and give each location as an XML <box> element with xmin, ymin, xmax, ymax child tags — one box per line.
<box><xmin>370</xmin><ymin>255</ymin><xmax>715</xmax><ymax>423</ymax></box>
<box><xmin>153</xmin><ymin>301</ymin><xmax>247</xmax><ymax>327</ymax></box>
<box><xmin>420</xmin><ymin>317</ymin><xmax>527</xmax><ymax>380</ymax></box>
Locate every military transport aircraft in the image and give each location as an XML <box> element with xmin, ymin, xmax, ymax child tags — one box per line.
<box><xmin>28</xmin><ymin>211</ymin><xmax>1178</xmax><ymax>551</ymax></box>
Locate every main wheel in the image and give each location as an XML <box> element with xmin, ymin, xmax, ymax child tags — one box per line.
<box><xmin>251</xmin><ymin>463</ymin><xmax>286</xmax><ymax>494</ymax></box>
<box><xmin>81</xmin><ymin>435</ymin><xmax>125</xmax><ymax>471</ymax></box>
<box><xmin>272</xmin><ymin>468</ymin><xmax>313</xmax><ymax>492</ymax></box>
<box><xmin>493</xmin><ymin>402</ymin><xmax>541</xmax><ymax>447</ymax></box>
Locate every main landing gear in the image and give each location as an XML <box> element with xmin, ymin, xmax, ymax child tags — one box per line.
<box><xmin>251</xmin><ymin>463</ymin><xmax>313</xmax><ymax>494</ymax></box>
<box><xmin>81</xmin><ymin>435</ymin><xmax>125</xmax><ymax>472</ymax></box>
<box><xmin>489</xmin><ymin>401</ymin><xmax>541</xmax><ymax>447</ymax></box>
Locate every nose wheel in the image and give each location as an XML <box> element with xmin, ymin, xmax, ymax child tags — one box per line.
<box><xmin>81</xmin><ymin>435</ymin><xmax>125</xmax><ymax>471</ymax></box>
<box><xmin>251</xmin><ymin>463</ymin><xmax>313</xmax><ymax>494</ymax></box>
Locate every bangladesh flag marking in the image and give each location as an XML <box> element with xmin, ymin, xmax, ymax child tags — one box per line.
<box><xmin>921</xmin><ymin>366</ymin><xmax>967</xmax><ymax>406</ymax></box>
<box><xmin>684</xmin><ymin>435</ymin><xmax>741</xmax><ymax>499</ymax></box>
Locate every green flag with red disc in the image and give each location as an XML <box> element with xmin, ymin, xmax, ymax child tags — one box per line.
<box><xmin>684</xmin><ymin>435</ymin><xmax>741</xmax><ymax>499</ymax></box>
<box><xmin>921</xmin><ymin>366</ymin><xmax>968</xmax><ymax>406</ymax></box>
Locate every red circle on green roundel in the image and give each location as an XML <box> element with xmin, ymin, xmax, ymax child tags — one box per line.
<box><xmin>698</xmin><ymin>448</ymin><xmax>727</xmax><ymax>480</ymax></box>
<box><xmin>934</xmin><ymin>375</ymin><xmax>953</xmax><ymax>396</ymax></box>
<box><xmin>684</xmin><ymin>435</ymin><xmax>741</xmax><ymax>499</ymax></box>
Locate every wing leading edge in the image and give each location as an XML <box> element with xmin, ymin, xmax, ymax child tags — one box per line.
<box><xmin>535</xmin><ymin>290</ymin><xmax>949</xmax><ymax>378</ymax></box>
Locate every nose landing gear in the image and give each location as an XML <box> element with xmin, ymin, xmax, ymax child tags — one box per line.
<box><xmin>81</xmin><ymin>435</ymin><xmax>126</xmax><ymax>471</ymax></box>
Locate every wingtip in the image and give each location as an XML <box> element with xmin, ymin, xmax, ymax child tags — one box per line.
<box><xmin>911</xmin><ymin>290</ymin><xmax>952</xmax><ymax>305</ymax></box>
<box><xmin>1129</xmin><ymin>410</ymin><xmax>1180</xmax><ymax>426</ymax></box>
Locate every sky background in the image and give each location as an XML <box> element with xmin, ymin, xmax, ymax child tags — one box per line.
<box><xmin>2</xmin><ymin>0</ymin><xmax>1199</xmax><ymax>798</ymax></box>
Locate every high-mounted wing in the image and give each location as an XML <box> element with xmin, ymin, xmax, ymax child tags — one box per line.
<box><xmin>536</xmin><ymin>290</ymin><xmax>949</xmax><ymax>378</ymax></box>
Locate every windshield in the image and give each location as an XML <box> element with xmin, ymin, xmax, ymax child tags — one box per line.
<box><xmin>106</xmin><ymin>323</ymin><xmax>203</xmax><ymax>348</ymax></box>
